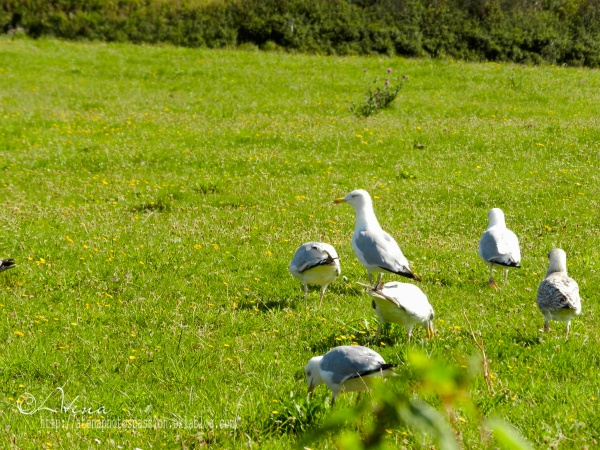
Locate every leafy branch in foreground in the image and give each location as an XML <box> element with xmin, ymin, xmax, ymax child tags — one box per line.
<box><xmin>350</xmin><ymin>69</ymin><xmax>405</xmax><ymax>118</ymax></box>
<box><xmin>300</xmin><ymin>350</ymin><xmax>533</xmax><ymax>450</ymax></box>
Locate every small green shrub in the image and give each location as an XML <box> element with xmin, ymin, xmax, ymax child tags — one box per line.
<box><xmin>350</xmin><ymin>69</ymin><xmax>404</xmax><ymax>118</ymax></box>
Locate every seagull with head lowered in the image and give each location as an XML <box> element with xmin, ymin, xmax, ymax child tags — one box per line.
<box><xmin>334</xmin><ymin>189</ymin><xmax>420</xmax><ymax>286</ymax></box>
<box><xmin>305</xmin><ymin>345</ymin><xmax>396</xmax><ymax>406</ymax></box>
<box><xmin>0</xmin><ymin>259</ymin><xmax>16</xmax><ymax>273</ymax></box>
<box><xmin>359</xmin><ymin>281</ymin><xmax>434</xmax><ymax>341</ymax></box>
<box><xmin>536</xmin><ymin>248</ymin><xmax>581</xmax><ymax>339</ymax></box>
<box><xmin>478</xmin><ymin>208</ymin><xmax>521</xmax><ymax>288</ymax></box>
<box><xmin>289</xmin><ymin>242</ymin><xmax>340</xmax><ymax>306</ymax></box>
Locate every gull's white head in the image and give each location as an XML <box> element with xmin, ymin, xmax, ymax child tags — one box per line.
<box><xmin>547</xmin><ymin>248</ymin><xmax>568</xmax><ymax>275</ymax></box>
<box><xmin>305</xmin><ymin>356</ymin><xmax>324</xmax><ymax>394</ymax></box>
<box><xmin>334</xmin><ymin>189</ymin><xmax>372</xmax><ymax>209</ymax></box>
<box><xmin>487</xmin><ymin>208</ymin><xmax>506</xmax><ymax>228</ymax></box>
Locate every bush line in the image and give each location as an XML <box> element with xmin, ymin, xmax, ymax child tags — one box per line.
<box><xmin>2</xmin><ymin>0</ymin><xmax>599</xmax><ymax>67</ymax></box>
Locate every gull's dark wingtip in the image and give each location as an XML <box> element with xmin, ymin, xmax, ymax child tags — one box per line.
<box><xmin>380</xmin><ymin>266</ymin><xmax>422</xmax><ymax>282</ymax></box>
<box><xmin>489</xmin><ymin>258</ymin><xmax>521</xmax><ymax>268</ymax></box>
<box><xmin>400</xmin><ymin>269</ymin><xmax>422</xmax><ymax>282</ymax></box>
<box><xmin>380</xmin><ymin>363</ymin><xmax>398</xmax><ymax>371</ymax></box>
<box><xmin>0</xmin><ymin>259</ymin><xmax>16</xmax><ymax>272</ymax></box>
<box><xmin>349</xmin><ymin>363</ymin><xmax>398</xmax><ymax>379</ymax></box>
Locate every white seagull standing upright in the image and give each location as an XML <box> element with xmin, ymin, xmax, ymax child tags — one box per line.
<box><xmin>478</xmin><ymin>208</ymin><xmax>521</xmax><ymax>288</ymax></box>
<box><xmin>334</xmin><ymin>189</ymin><xmax>420</xmax><ymax>286</ymax></box>
<box><xmin>305</xmin><ymin>345</ymin><xmax>396</xmax><ymax>406</ymax></box>
<box><xmin>289</xmin><ymin>242</ymin><xmax>341</xmax><ymax>306</ymax></box>
<box><xmin>360</xmin><ymin>281</ymin><xmax>434</xmax><ymax>341</ymax></box>
<box><xmin>0</xmin><ymin>259</ymin><xmax>16</xmax><ymax>273</ymax></box>
<box><xmin>536</xmin><ymin>248</ymin><xmax>581</xmax><ymax>339</ymax></box>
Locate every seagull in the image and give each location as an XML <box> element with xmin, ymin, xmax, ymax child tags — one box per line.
<box><xmin>0</xmin><ymin>259</ymin><xmax>16</xmax><ymax>273</ymax></box>
<box><xmin>334</xmin><ymin>189</ymin><xmax>420</xmax><ymax>286</ymax></box>
<box><xmin>289</xmin><ymin>242</ymin><xmax>340</xmax><ymax>306</ymax></box>
<box><xmin>478</xmin><ymin>208</ymin><xmax>521</xmax><ymax>288</ymax></box>
<box><xmin>359</xmin><ymin>281</ymin><xmax>434</xmax><ymax>341</ymax></box>
<box><xmin>536</xmin><ymin>248</ymin><xmax>581</xmax><ymax>339</ymax></box>
<box><xmin>305</xmin><ymin>345</ymin><xmax>396</xmax><ymax>406</ymax></box>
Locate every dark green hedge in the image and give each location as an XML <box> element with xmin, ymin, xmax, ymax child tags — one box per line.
<box><xmin>2</xmin><ymin>0</ymin><xmax>599</xmax><ymax>67</ymax></box>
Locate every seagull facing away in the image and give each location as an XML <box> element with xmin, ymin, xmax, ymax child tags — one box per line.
<box><xmin>360</xmin><ymin>281</ymin><xmax>434</xmax><ymax>341</ymax></box>
<box><xmin>478</xmin><ymin>208</ymin><xmax>521</xmax><ymax>288</ymax></box>
<box><xmin>289</xmin><ymin>242</ymin><xmax>340</xmax><ymax>306</ymax></box>
<box><xmin>536</xmin><ymin>248</ymin><xmax>581</xmax><ymax>339</ymax></box>
<box><xmin>0</xmin><ymin>259</ymin><xmax>16</xmax><ymax>273</ymax></box>
<box><xmin>334</xmin><ymin>189</ymin><xmax>420</xmax><ymax>286</ymax></box>
<box><xmin>305</xmin><ymin>345</ymin><xmax>396</xmax><ymax>406</ymax></box>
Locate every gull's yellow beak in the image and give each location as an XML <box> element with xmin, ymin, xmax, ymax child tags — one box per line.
<box><xmin>307</xmin><ymin>382</ymin><xmax>315</xmax><ymax>395</ymax></box>
<box><xmin>426</xmin><ymin>322</ymin><xmax>434</xmax><ymax>339</ymax></box>
<box><xmin>333</xmin><ymin>197</ymin><xmax>346</xmax><ymax>204</ymax></box>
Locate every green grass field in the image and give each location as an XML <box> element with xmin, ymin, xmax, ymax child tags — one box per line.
<box><xmin>1</xmin><ymin>37</ymin><xmax>599</xmax><ymax>448</ymax></box>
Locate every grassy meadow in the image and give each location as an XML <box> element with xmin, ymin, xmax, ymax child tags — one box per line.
<box><xmin>0</xmin><ymin>37</ymin><xmax>599</xmax><ymax>448</ymax></box>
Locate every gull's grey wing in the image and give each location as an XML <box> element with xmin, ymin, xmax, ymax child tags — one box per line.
<box><xmin>368</xmin><ymin>286</ymin><xmax>405</xmax><ymax>309</ymax></box>
<box><xmin>479</xmin><ymin>229</ymin><xmax>520</xmax><ymax>267</ymax></box>
<box><xmin>355</xmin><ymin>230</ymin><xmax>407</xmax><ymax>271</ymax></box>
<box><xmin>537</xmin><ymin>276</ymin><xmax>581</xmax><ymax>311</ymax></box>
<box><xmin>291</xmin><ymin>243</ymin><xmax>338</xmax><ymax>273</ymax></box>
<box><xmin>370</xmin><ymin>282</ymin><xmax>433</xmax><ymax>319</ymax></box>
<box><xmin>320</xmin><ymin>346</ymin><xmax>386</xmax><ymax>385</ymax></box>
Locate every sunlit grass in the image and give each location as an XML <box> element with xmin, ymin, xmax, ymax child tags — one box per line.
<box><xmin>0</xmin><ymin>36</ymin><xmax>599</xmax><ymax>448</ymax></box>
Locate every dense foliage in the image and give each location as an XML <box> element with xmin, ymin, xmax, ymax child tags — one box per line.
<box><xmin>1</xmin><ymin>34</ymin><xmax>600</xmax><ymax>450</ymax></box>
<box><xmin>2</xmin><ymin>0</ymin><xmax>599</xmax><ymax>66</ymax></box>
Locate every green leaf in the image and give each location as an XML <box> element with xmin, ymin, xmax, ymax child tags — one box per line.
<box><xmin>399</xmin><ymin>400</ymin><xmax>459</xmax><ymax>450</ymax></box>
<box><xmin>487</xmin><ymin>418</ymin><xmax>534</xmax><ymax>450</ymax></box>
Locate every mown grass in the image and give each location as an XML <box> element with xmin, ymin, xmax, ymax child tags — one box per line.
<box><xmin>0</xmin><ymin>36</ymin><xmax>599</xmax><ymax>448</ymax></box>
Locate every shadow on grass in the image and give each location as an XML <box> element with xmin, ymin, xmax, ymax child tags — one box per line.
<box><xmin>131</xmin><ymin>199</ymin><xmax>172</xmax><ymax>213</ymax></box>
<box><xmin>236</xmin><ymin>296</ymin><xmax>295</xmax><ymax>312</ymax></box>
<box><xmin>511</xmin><ymin>334</ymin><xmax>543</xmax><ymax>347</ymax></box>
<box><xmin>307</xmin><ymin>321</ymin><xmax>408</xmax><ymax>356</ymax></box>
<box><xmin>236</xmin><ymin>284</ymin><xmax>353</xmax><ymax>313</ymax></box>
<box><xmin>192</xmin><ymin>181</ymin><xmax>222</xmax><ymax>194</ymax></box>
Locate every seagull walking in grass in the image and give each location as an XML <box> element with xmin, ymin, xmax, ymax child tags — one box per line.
<box><xmin>478</xmin><ymin>208</ymin><xmax>521</xmax><ymax>288</ymax></box>
<box><xmin>289</xmin><ymin>242</ymin><xmax>340</xmax><ymax>306</ymax></box>
<box><xmin>359</xmin><ymin>281</ymin><xmax>434</xmax><ymax>341</ymax></box>
<box><xmin>536</xmin><ymin>248</ymin><xmax>581</xmax><ymax>339</ymax></box>
<box><xmin>334</xmin><ymin>189</ymin><xmax>420</xmax><ymax>286</ymax></box>
<box><xmin>305</xmin><ymin>345</ymin><xmax>396</xmax><ymax>406</ymax></box>
<box><xmin>0</xmin><ymin>259</ymin><xmax>16</xmax><ymax>273</ymax></box>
